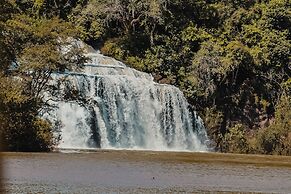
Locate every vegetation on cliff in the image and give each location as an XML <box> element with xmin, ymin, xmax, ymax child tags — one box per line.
<box><xmin>0</xmin><ymin>0</ymin><xmax>85</xmax><ymax>151</ymax></box>
<box><xmin>0</xmin><ymin>0</ymin><xmax>290</xmax><ymax>154</ymax></box>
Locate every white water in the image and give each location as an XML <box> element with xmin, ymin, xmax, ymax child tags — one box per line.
<box><xmin>45</xmin><ymin>52</ymin><xmax>209</xmax><ymax>151</ymax></box>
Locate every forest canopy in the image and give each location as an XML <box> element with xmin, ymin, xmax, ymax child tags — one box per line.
<box><xmin>0</xmin><ymin>0</ymin><xmax>290</xmax><ymax>154</ymax></box>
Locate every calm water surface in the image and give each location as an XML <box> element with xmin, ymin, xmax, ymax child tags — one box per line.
<box><xmin>1</xmin><ymin>150</ymin><xmax>291</xmax><ymax>193</ymax></box>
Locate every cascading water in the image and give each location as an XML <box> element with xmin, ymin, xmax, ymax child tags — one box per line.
<box><xmin>45</xmin><ymin>52</ymin><xmax>209</xmax><ymax>151</ymax></box>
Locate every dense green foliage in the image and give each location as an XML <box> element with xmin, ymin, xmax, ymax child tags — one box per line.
<box><xmin>66</xmin><ymin>0</ymin><xmax>290</xmax><ymax>155</ymax></box>
<box><xmin>0</xmin><ymin>0</ymin><xmax>85</xmax><ymax>151</ymax></box>
<box><xmin>0</xmin><ymin>0</ymin><xmax>290</xmax><ymax>154</ymax></box>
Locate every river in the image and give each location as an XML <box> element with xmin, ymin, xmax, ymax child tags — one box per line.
<box><xmin>1</xmin><ymin>150</ymin><xmax>291</xmax><ymax>193</ymax></box>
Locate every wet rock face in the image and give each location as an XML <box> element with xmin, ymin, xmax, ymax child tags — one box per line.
<box><xmin>44</xmin><ymin>52</ymin><xmax>209</xmax><ymax>151</ymax></box>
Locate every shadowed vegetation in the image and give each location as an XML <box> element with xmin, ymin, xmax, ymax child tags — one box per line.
<box><xmin>0</xmin><ymin>0</ymin><xmax>290</xmax><ymax>154</ymax></box>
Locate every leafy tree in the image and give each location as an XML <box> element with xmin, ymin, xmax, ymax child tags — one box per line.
<box><xmin>0</xmin><ymin>1</ymin><xmax>86</xmax><ymax>151</ymax></box>
<box><xmin>221</xmin><ymin>124</ymin><xmax>249</xmax><ymax>153</ymax></box>
<box><xmin>253</xmin><ymin>94</ymin><xmax>291</xmax><ymax>155</ymax></box>
<box><xmin>1</xmin><ymin>0</ymin><xmax>290</xmax><ymax>154</ymax></box>
<box><xmin>0</xmin><ymin>0</ymin><xmax>15</xmax><ymax>71</ymax></box>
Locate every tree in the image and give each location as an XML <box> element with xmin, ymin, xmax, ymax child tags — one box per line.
<box><xmin>0</xmin><ymin>0</ymin><xmax>15</xmax><ymax>71</ymax></box>
<box><xmin>1</xmin><ymin>0</ymin><xmax>290</xmax><ymax>154</ymax></box>
<box><xmin>0</xmin><ymin>2</ymin><xmax>86</xmax><ymax>151</ymax></box>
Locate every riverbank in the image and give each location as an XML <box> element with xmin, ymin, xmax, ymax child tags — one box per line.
<box><xmin>38</xmin><ymin>149</ymin><xmax>291</xmax><ymax>167</ymax></box>
<box><xmin>2</xmin><ymin>150</ymin><xmax>291</xmax><ymax>193</ymax></box>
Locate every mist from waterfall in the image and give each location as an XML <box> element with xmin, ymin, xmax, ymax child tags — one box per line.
<box><xmin>45</xmin><ymin>52</ymin><xmax>209</xmax><ymax>152</ymax></box>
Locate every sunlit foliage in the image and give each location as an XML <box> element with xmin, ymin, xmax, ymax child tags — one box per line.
<box><xmin>0</xmin><ymin>0</ymin><xmax>290</xmax><ymax>153</ymax></box>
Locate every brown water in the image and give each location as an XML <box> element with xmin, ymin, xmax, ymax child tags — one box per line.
<box><xmin>1</xmin><ymin>150</ymin><xmax>291</xmax><ymax>193</ymax></box>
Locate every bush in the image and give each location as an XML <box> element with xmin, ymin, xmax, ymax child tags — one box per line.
<box><xmin>253</xmin><ymin>95</ymin><xmax>291</xmax><ymax>155</ymax></box>
<box><xmin>220</xmin><ymin>124</ymin><xmax>250</xmax><ymax>154</ymax></box>
<box><xmin>0</xmin><ymin>100</ymin><xmax>60</xmax><ymax>152</ymax></box>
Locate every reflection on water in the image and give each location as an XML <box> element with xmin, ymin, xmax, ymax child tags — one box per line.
<box><xmin>2</xmin><ymin>150</ymin><xmax>291</xmax><ymax>193</ymax></box>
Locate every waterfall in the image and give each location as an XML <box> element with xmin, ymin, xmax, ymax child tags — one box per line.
<box><xmin>45</xmin><ymin>52</ymin><xmax>209</xmax><ymax>152</ymax></box>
